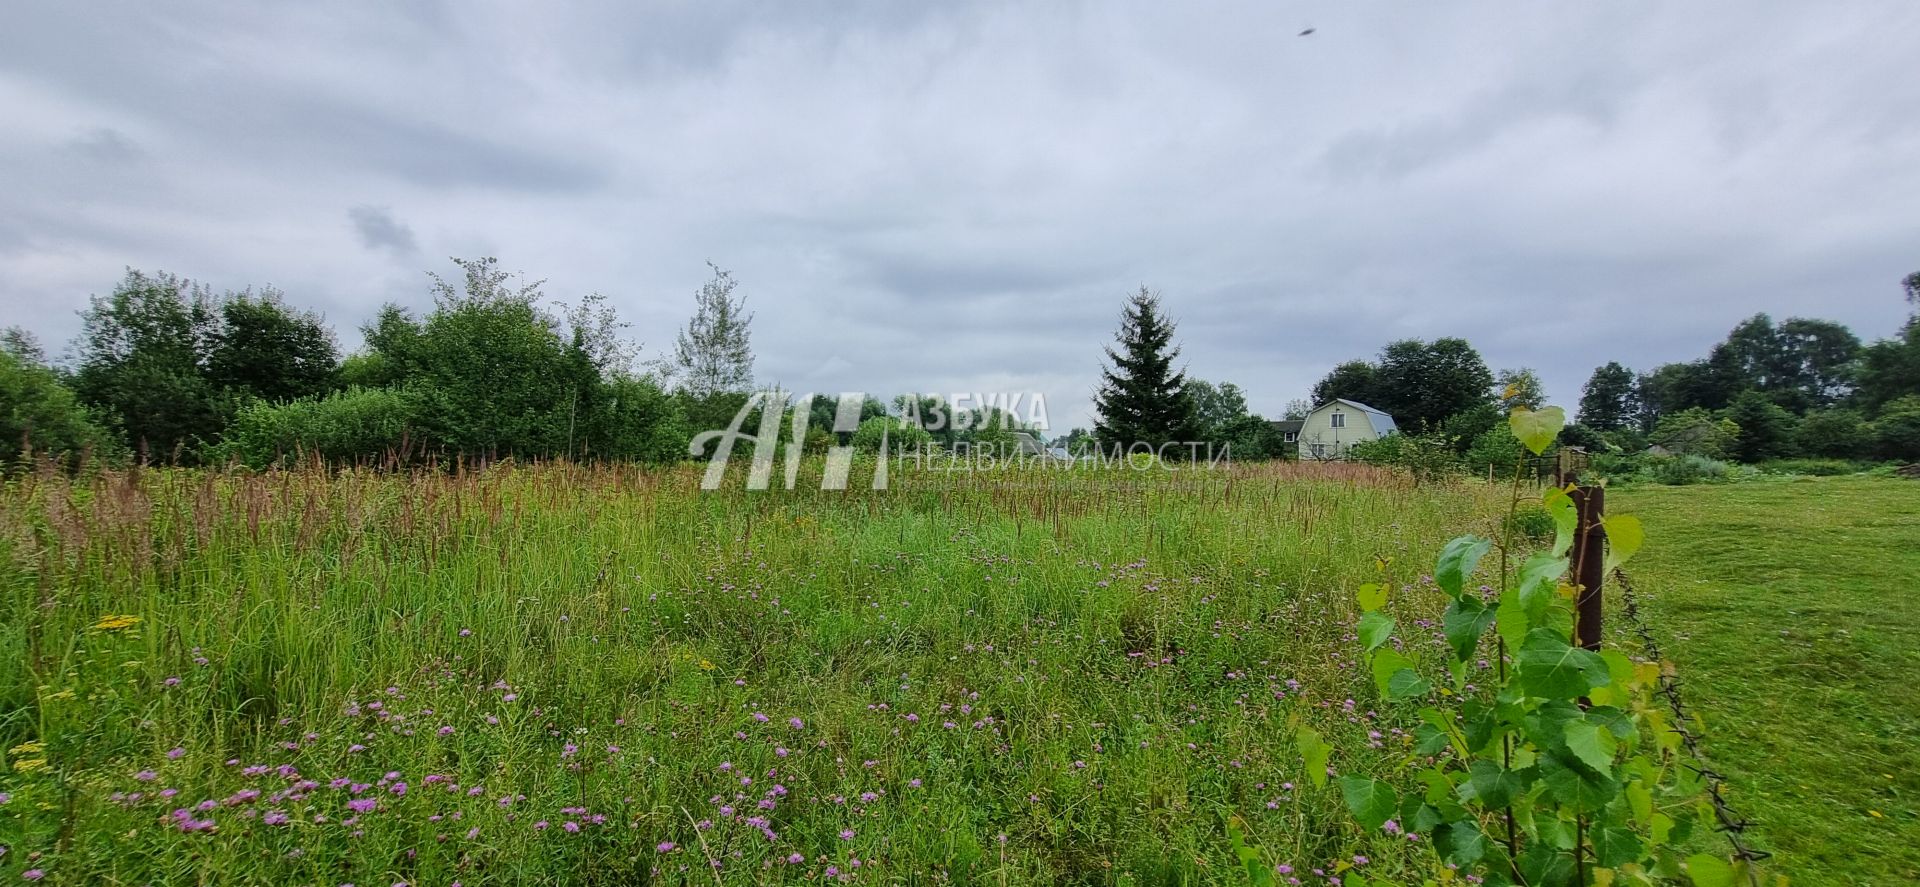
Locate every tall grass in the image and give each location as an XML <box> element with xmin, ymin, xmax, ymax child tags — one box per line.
<box><xmin>0</xmin><ymin>459</ymin><xmax>1499</xmax><ymax>884</ymax></box>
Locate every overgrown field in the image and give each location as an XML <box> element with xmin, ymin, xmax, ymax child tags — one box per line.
<box><xmin>0</xmin><ymin>462</ymin><xmax>1504</xmax><ymax>884</ymax></box>
<box><xmin>1613</xmin><ymin>476</ymin><xmax>1920</xmax><ymax>886</ymax></box>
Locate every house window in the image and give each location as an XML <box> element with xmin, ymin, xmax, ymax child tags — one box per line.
<box><xmin>1285</xmin><ymin>432</ymin><xmax>1298</xmax><ymax>442</ymax></box>
<box><xmin>1330</xmin><ymin>412</ymin><xmax>1346</xmax><ymax>428</ymax></box>
<box><xmin>1310</xmin><ymin>443</ymin><xmax>1326</xmax><ymax>458</ymax></box>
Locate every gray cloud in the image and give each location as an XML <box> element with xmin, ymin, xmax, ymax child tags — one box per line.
<box><xmin>66</xmin><ymin>127</ymin><xmax>144</xmax><ymax>164</ymax></box>
<box><xmin>2</xmin><ymin>1</ymin><xmax>1918</xmax><ymax>429</ymax></box>
<box><xmin>348</xmin><ymin>205</ymin><xmax>418</xmax><ymax>256</ymax></box>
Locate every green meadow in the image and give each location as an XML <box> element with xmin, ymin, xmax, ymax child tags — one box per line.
<box><xmin>0</xmin><ymin>461</ymin><xmax>1904</xmax><ymax>884</ymax></box>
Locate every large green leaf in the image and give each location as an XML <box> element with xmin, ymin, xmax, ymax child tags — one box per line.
<box><xmin>1542</xmin><ymin>486</ymin><xmax>1577</xmax><ymax>557</ymax></box>
<box><xmin>1562</xmin><ymin>719</ymin><xmax>1619</xmax><ymax>773</ymax></box>
<box><xmin>1386</xmin><ymin>668</ymin><xmax>1432</xmax><ymax>701</ymax></box>
<box><xmin>1441</xmin><ymin>596</ymin><xmax>1498</xmax><ymax>662</ymax></box>
<box><xmin>1337</xmin><ymin>776</ymin><xmax>1398</xmax><ymax>830</ymax></box>
<box><xmin>1296</xmin><ymin>727</ymin><xmax>1330</xmax><ymax>789</ymax></box>
<box><xmin>1515</xmin><ymin>629</ymin><xmax>1611</xmax><ymax>699</ymax></box>
<box><xmin>1462</xmin><ymin>758</ymin><xmax>1524</xmax><ymax>809</ymax></box>
<box><xmin>1434</xmin><ymin>535</ymin><xmax>1492</xmax><ymax>599</ymax></box>
<box><xmin>1495</xmin><ymin>588</ymin><xmax>1529</xmax><ymax>655</ymax></box>
<box><xmin>1602</xmin><ymin>513</ymin><xmax>1645</xmax><ymax>571</ymax></box>
<box><xmin>1358</xmin><ymin>611</ymin><xmax>1395</xmax><ymax>651</ymax></box>
<box><xmin>1370</xmin><ymin>647</ymin><xmax>1415</xmax><ymax>697</ymax></box>
<box><xmin>1591</xmin><ymin>824</ymin><xmax>1645</xmax><ymax>867</ymax></box>
<box><xmin>1509</xmin><ymin>405</ymin><xmax>1566</xmax><ymax>455</ymax></box>
<box><xmin>1538</xmin><ymin>749</ymin><xmax>1618</xmax><ymax>811</ymax></box>
<box><xmin>1356</xmin><ymin>582</ymin><xmax>1387</xmax><ymax>612</ymax></box>
<box><xmin>1687</xmin><ymin>853</ymin><xmax>1738</xmax><ymax>887</ymax></box>
<box><xmin>1515</xmin><ymin>553</ymin><xmax>1569</xmax><ymax>628</ymax></box>
<box><xmin>1432</xmin><ymin>819</ymin><xmax>1487</xmax><ymax>865</ymax></box>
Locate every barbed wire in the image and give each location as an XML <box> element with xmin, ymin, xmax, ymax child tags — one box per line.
<box><xmin>1613</xmin><ymin>567</ymin><xmax>1770</xmax><ymax>885</ymax></box>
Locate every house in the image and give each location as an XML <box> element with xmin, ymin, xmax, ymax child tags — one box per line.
<box><xmin>1269</xmin><ymin>419</ymin><xmax>1304</xmax><ymax>455</ymax></box>
<box><xmin>1296</xmin><ymin>399</ymin><xmax>1398</xmax><ymax>460</ymax></box>
<box><xmin>1012</xmin><ymin>431</ymin><xmax>1074</xmax><ymax>462</ymax></box>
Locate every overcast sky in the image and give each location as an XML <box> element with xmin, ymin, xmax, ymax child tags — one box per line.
<box><xmin>4</xmin><ymin>1</ymin><xmax>1917</xmax><ymax>430</ymax></box>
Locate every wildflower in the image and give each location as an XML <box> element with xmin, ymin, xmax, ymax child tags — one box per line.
<box><xmin>389</xmin><ymin>782</ymin><xmax>408</xmax><ymax>796</ymax></box>
<box><xmin>656</xmin><ymin>841</ymin><xmax>676</xmax><ymax>852</ymax></box>
<box><xmin>840</xmin><ymin>828</ymin><xmax>855</xmax><ymax>840</ymax></box>
<box><xmin>22</xmin><ymin>870</ymin><xmax>44</xmax><ymax>881</ymax></box>
<box><xmin>787</xmin><ymin>853</ymin><xmax>804</xmax><ymax>864</ymax></box>
<box><xmin>92</xmin><ymin>614</ymin><xmax>142</xmax><ymax>631</ymax></box>
<box><xmin>438</xmin><ymin>726</ymin><xmax>454</xmax><ymax>736</ymax></box>
<box><xmin>788</xmin><ymin>717</ymin><xmax>804</xmax><ymax>730</ymax></box>
<box><xmin>167</xmin><ymin>747</ymin><xmax>185</xmax><ymax>759</ymax></box>
<box><xmin>563</xmin><ymin>821</ymin><xmax>580</xmax><ymax>832</ymax></box>
<box><xmin>12</xmin><ymin>759</ymin><xmax>47</xmax><ymax>773</ymax></box>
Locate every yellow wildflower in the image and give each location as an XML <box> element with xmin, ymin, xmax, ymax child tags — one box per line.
<box><xmin>92</xmin><ymin>614</ymin><xmax>142</xmax><ymax>631</ymax></box>
<box><xmin>697</xmin><ymin>659</ymin><xmax>717</xmax><ymax>671</ymax></box>
<box><xmin>13</xmin><ymin>758</ymin><xmax>48</xmax><ymax>773</ymax></box>
<box><xmin>9</xmin><ymin>741</ymin><xmax>44</xmax><ymax>757</ymax></box>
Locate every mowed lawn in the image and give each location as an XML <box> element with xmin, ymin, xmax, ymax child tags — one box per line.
<box><xmin>1613</xmin><ymin>476</ymin><xmax>1920</xmax><ymax>885</ymax></box>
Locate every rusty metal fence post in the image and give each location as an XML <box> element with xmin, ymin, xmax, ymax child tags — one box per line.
<box><xmin>1569</xmin><ymin>486</ymin><xmax>1606</xmax><ymax>651</ymax></box>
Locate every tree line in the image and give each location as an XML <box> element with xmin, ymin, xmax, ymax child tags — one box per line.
<box><xmin>6</xmin><ymin>264</ymin><xmax>1918</xmax><ymax>470</ymax></box>
<box><xmin>1570</xmin><ymin>278</ymin><xmax>1920</xmax><ymax>463</ymax></box>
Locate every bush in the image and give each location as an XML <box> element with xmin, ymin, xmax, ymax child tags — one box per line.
<box><xmin>0</xmin><ymin>350</ymin><xmax>124</xmax><ymax>468</ymax></box>
<box><xmin>215</xmin><ymin>386</ymin><xmax>422</xmax><ymax>468</ymax></box>
<box><xmin>1647</xmin><ymin>453</ymin><xmax>1732</xmax><ymax>485</ymax></box>
<box><xmin>1462</xmin><ymin>425</ymin><xmax>1526</xmax><ymax>478</ymax></box>
<box><xmin>851</xmin><ymin>416</ymin><xmax>934</xmax><ymax>455</ymax></box>
<box><xmin>1870</xmin><ymin>396</ymin><xmax>1920</xmax><ymax>462</ymax></box>
<box><xmin>1650</xmin><ymin>408</ymin><xmax>1738</xmax><ymax>459</ymax></box>
<box><xmin>1348</xmin><ymin>432</ymin><xmax>1460</xmax><ymax>484</ymax></box>
<box><xmin>1587</xmin><ymin>451</ymin><xmax>1645</xmax><ymax>480</ymax></box>
<box><xmin>1755</xmin><ymin>458</ymin><xmax>1861</xmax><ymax>477</ymax></box>
<box><xmin>1504</xmin><ymin>505</ymin><xmax>1556</xmax><ymax>541</ymax></box>
<box><xmin>1794</xmin><ymin>408</ymin><xmax>1870</xmax><ymax>460</ymax></box>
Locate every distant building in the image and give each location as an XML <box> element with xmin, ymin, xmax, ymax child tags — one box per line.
<box><xmin>1269</xmin><ymin>419</ymin><xmax>1304</xmax><ymax>454</ymax></box>
<box><xmin>1011</xmin><ymin>431</ymin><xmax>1074</xmax><ymax>462</ymax></box>
<box><xmin>1297</xmin><ymin>399</ymin><xmax>1398</xmax><ymax>460</ymax></box>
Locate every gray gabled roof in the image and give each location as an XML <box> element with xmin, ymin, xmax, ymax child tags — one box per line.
<box><xmin>1314</xmin><ymin>399</ymin><xmax>1399</xmax><ymax>434</ymax></box>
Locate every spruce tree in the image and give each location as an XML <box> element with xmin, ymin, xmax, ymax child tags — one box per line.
<box><xmin>1093</xmin><ymin>287</ymin><xmax>1198</xmax><ymax>452</ymax></box>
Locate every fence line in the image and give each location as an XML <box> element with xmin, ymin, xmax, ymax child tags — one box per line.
<box><xmin>1613</xmin><ymin>567</ymin><xmax>1769</xmax><ymax>885</ymax></box>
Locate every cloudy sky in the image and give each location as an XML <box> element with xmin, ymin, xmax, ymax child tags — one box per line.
<box><xmin>4</xmin><ymin>1</ymin><xmax>1917</xmax><ymax>430</ymax></box>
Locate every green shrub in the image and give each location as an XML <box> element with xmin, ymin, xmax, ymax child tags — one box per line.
<box><xmin>1794</xmin><ymin>408</ymin><xmax>1870</xmax><ymax>460</ymax></box>
<box><xmin>1870</xmin><ymin>396</ymin><xmax>1920</xmax><ymax>462</ymax></box>
<box><xmin>215</xmin><ymin>386</ymin><xmax>422</xmax><ymax>468</ymax></box>
<box><xmin>1647</xmin><ymin>453</ymin><xmax>1732</xmax><ymax>485</ymax></box>
<box><xmin>1756</xmin><ymin>458</ymin><xmax>1861</xmax><ymax>477</ymax></box>
<box><xmin>1587</xmin><ymin>451</ymin><xmax>1645</xmax><ymax>480</ymax></box>
<box><xmin>1503</xmin><ymin>504</ymin><xmax>1556</xmax><ymax>541</ymax></box>
<box><xmin>1349</xmin><ymin>432</ymin><xmax>1460</xmax><ymax>484</ymax></box>
<box><xmin>851</xmin><ymin>416</ymin><xmax>934</xmax><ymax>455</ymax></box>
<box><xmin>0</xmin><ymin>350</ymin><xmax>124</xmax><ymax>469</ymax></box>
